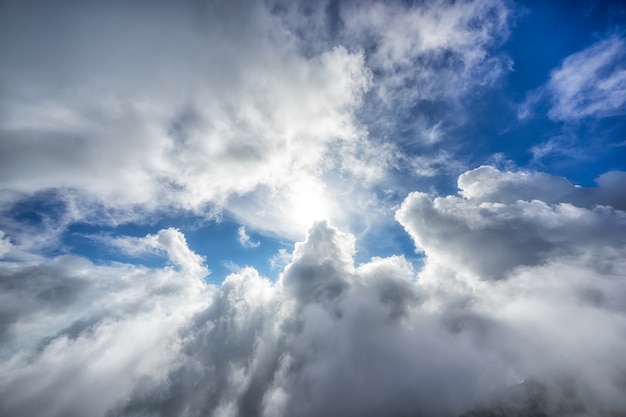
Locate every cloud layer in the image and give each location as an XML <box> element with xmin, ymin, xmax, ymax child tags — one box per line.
<box><xmin>0</xmin><ymin>0</ymin><xmax>518</xmax><ymax>241</ymax></box>
<box><xmin>2</xmin><ymin>167</ymin><xmax>625</xmax><ymax>417</ymax></box>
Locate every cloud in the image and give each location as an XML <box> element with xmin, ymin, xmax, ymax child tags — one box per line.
<box><xmin>4</xmin><ymin>171</ymin><xmax>626</xmax><ymax>417</ymax></box>
<box><xmin>563</xmin><ymin>170</ymin><xmax>626</xmax><ymax>211</ymax></box>
<box><xmin>237</xmin><ymin>226</ymin><xmax>260</xmax><ymax>249</ymax></box>
<box><xmin>397</xmin><ymin>166</ymin><xmax>626</xmax><ymax>279</ymax></box>
<box><xmin>0</xmin><ymin>0</ymin><xmax>518</xmax><ymax>242</ymax></box>
<box><xmin>0</xmin><ymin>231</ymin><xmax>14</xmax><ymax>258</ymax></box>
<box><xmin>548</xmin><ymin>35</ymin><xmax>626</xmax><ymax>121</ymax></box>
<box><xmin>394</xmin><ymin>167</ymin><xmax>626</xmax><ymax>413</ymax></box>
<box><xmin>457</xmin><ymin>165</ymin><xmax>574</xmax><ymax>204</ymax></box>
<box><xmin>343</xmin><ymin>0</ymin><xmax>511</xmax><ymax>102</ymax></box>
<box><xmin>0</xmin><ymin>230</ymin><xmax>210</xmax><ymax>417</ymax></box>
<box><xmin>338</xmin><ymin>0</ymin><xmax>512</xmax><ymax>144</ymax></box>
<box><xmin>110</xmin><ymin>228</ymin><xmax>209</xmax><ymax>277</ymax></box>
<box><xmin>0</xmin><ymin>0</ymin><xmax>371</xmax><ymax>239</ymax></box>
<box><xmin>1</xmin><ymin>1</ymin><xmax>625</xmax><ymax>415</ymax></box>
<box><xmin>520</xmin><ymin>35</ymin><xmax>626</xmax><ymax>121</ymax></box>
<box><xmin>269</xmin><ymin>248</ymin><xmax>291</xmax><ymax>270</ymax></box>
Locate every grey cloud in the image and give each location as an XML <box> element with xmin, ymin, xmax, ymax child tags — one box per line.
<box><xmin>398</xmin><ymin>166</ymin><xmax>626</xmax><ymax>279</ymax></box>
<box><xmin>457</xmin><ymin>165</ymin><xmax>575</xmax><ymax>204</ymax></box>
<box><xmin>0</xmin><ymin>256</ymin><xmax>90</xmax><ymax>346</ymax></box>
<box><xmin>3</xmin><ymin>169</ymin><xmax>626</xmax><ymax>417</ymax></box>
<box><xmin>395</xmin><ymin>167</ymin><xmax>626</xmax><ymax>414</ymax></box>
<box><xmin>0</xmin><ymin>230</ymin><xmax>208</xmax><ymax>417</ymax></box>
<box><xmin>113</xmin><ymin>211</ymin><xmax>626</xmax><ymax>416</ymax></box>
<box><xmin>281</xmin><ymin>221</ymin><xmax>354</xmax><ymax>303</ymax></box>
<box><xmin>563</xmin><ymin>170</ymin><xmax>626</xmax><ymax>210</ymax></box>
<box><xmin>128</xmin><ymin>223</ymin><xmax>491</xmax><ymax>417</ymax></box>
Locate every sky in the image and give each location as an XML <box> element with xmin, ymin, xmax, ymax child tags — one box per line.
<box><xmin>0</xmin><ymin>0</ymin><xmax>626</xmax><ymax>416</ymax></box>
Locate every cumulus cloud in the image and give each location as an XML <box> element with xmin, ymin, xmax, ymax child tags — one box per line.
<box><xmin>1</xmin><ymin>1</ymin><xmax>625</xmax><ymax>416</ymax></box>
<box><xmin>397</xmin><ymin>166</ymin><xmax>626</xmax><ymax>279</ymax></box>
<box><xmin>0</xmin><ymin>230</ymin><xmax>209</xmax><ymax>417</ymax></box>
<box><xmin>394</xmin><ymin>167</ymin><xmax>626</xmax><ymax>413</ymax></box>
<box><xmin>110</xmin><ymin>228</ymin><xmax>209</xmax><ymax>277</ymax></box>
<box><xmin>3</xmin><ymin>166</ymin><xmax>626</xmax><ymax>416</ymax></box>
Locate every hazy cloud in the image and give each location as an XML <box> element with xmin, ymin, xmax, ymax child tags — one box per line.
<box><xmin>0</xmin><ymin>0</ymin><xmax>371</xmax><ymax>239</ymax></box>
<box><xmin>0</xmin><ymin>231</ymin><xmax>209</xmax><ymax>417</ymax></box>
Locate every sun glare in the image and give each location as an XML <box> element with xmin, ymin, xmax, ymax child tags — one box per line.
<box><xmin>288</xmin><ymin>181</ymin><xmax>333</xmax><ymax>233</ymax></box>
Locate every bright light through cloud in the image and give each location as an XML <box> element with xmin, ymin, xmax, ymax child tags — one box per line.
<box><xmin>287</xmin><ymin>178</ymin><xmax>334</xmax><ymax>235</ymax></box>
<box><xmin>1</xmin><ymin>1</ymin><xmax>626</xmax><ymax>416</ymax></box>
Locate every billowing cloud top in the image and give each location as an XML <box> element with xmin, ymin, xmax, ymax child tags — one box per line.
<box><xmin>2</xmin><ymin>167</ymin><xmax>626</xmax><ymax>417</ymax></box>
<box><xmin>1</xmin><ymin>0</ymin><xmax>626</xmax><ymax>416</ymax></box>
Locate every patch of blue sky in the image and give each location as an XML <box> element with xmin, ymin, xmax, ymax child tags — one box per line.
<box><xmin>449</xmin><ymin>0</ymin><xmax>626</xmax><ymax>186</ymax></box>
<box><xmin>63</xmin><ymin>214</ymin><xmax>293</xmax><ymax>281</ymax></box>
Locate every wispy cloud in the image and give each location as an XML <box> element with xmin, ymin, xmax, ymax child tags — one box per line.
<box><xmin>520</xmin><ymin>35</ymin><xmax>626</xmax><ymax>121</ymax></box>
<box><xmin>548</xmin><ymin>35</ymin><xmax>626</xmax><ymax>121</ymax></box>
<box><xmin>237</xmin><ymin>226</ymin><xmax>260</xmax><ymax>249</ymax></box>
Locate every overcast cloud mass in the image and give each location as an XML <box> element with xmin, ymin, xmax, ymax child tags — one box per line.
<box><xmin>1</xmin><ymin>0</ymin><xmax>626</xmax><ymax>416</ymax></box>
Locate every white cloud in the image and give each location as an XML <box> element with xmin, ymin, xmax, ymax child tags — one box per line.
<box><xmin>521</xmin><ymin>35</ymin><xmax>626</xmax><ymax>121</ymax></box>
<box><xmin>2</xmin><ymin>1</ymin><xmax>625</xmax><ymax>415</ymax></box>
<box><xmin>0</xmin><ymin>234</ymin><xmax>210</xmax><ymax>417</ymax></box>
<box><xmin>342</xmin><ymin>0</ymin><xmax>511</xmax><ymax>102</ymax></box>
<box><xmin>110</xmin><ymin>228</ymin><xmax>208</xmax><ymax>277</ymax></box>
<box><xmin>457</xmin><ymin>165</ymin><xmax>574</xmax><ymax>204</ymax></box>
<box><xmin>397</xmin><ymin>166</ymin><xmax>626</xmax><ymax>279</ymax></box>
<box><xmin>548</xmin><ymin>35</ymin><xmax>626</xmax><ymax>120</ymax></box>
<box><xmin>269</xmin><ymin>248</ymin><xmax>291</xmax><ymax>270</ymax></box>
<box><xmin>237</xmin><ymin>226</ymin><xmax>260</xmax><ymax>249</ymax></box>
<box><xmin>0</xmin><ymin>0</ymin><xmax>517</xmax><ymax>242</ymax></box>
<box><xmin>338</xmin><ymin>0</ymin><xmax>512</xmax><ymax>138</ymax></box>
<box><xmin>0</xmin><ymin>0</ymin><xmax>371</xmax><ymax>240</ymax></box>
<box><xmin>3</xmin><ymin>191</ymin><xmax>626</xmax><ymax>416</ymax></box>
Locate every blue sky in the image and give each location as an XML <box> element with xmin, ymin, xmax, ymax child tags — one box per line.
<box><xmin>1</xmin><ymin>1</ymin><xmax>626</xmax><ymax>416</ymax></box>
